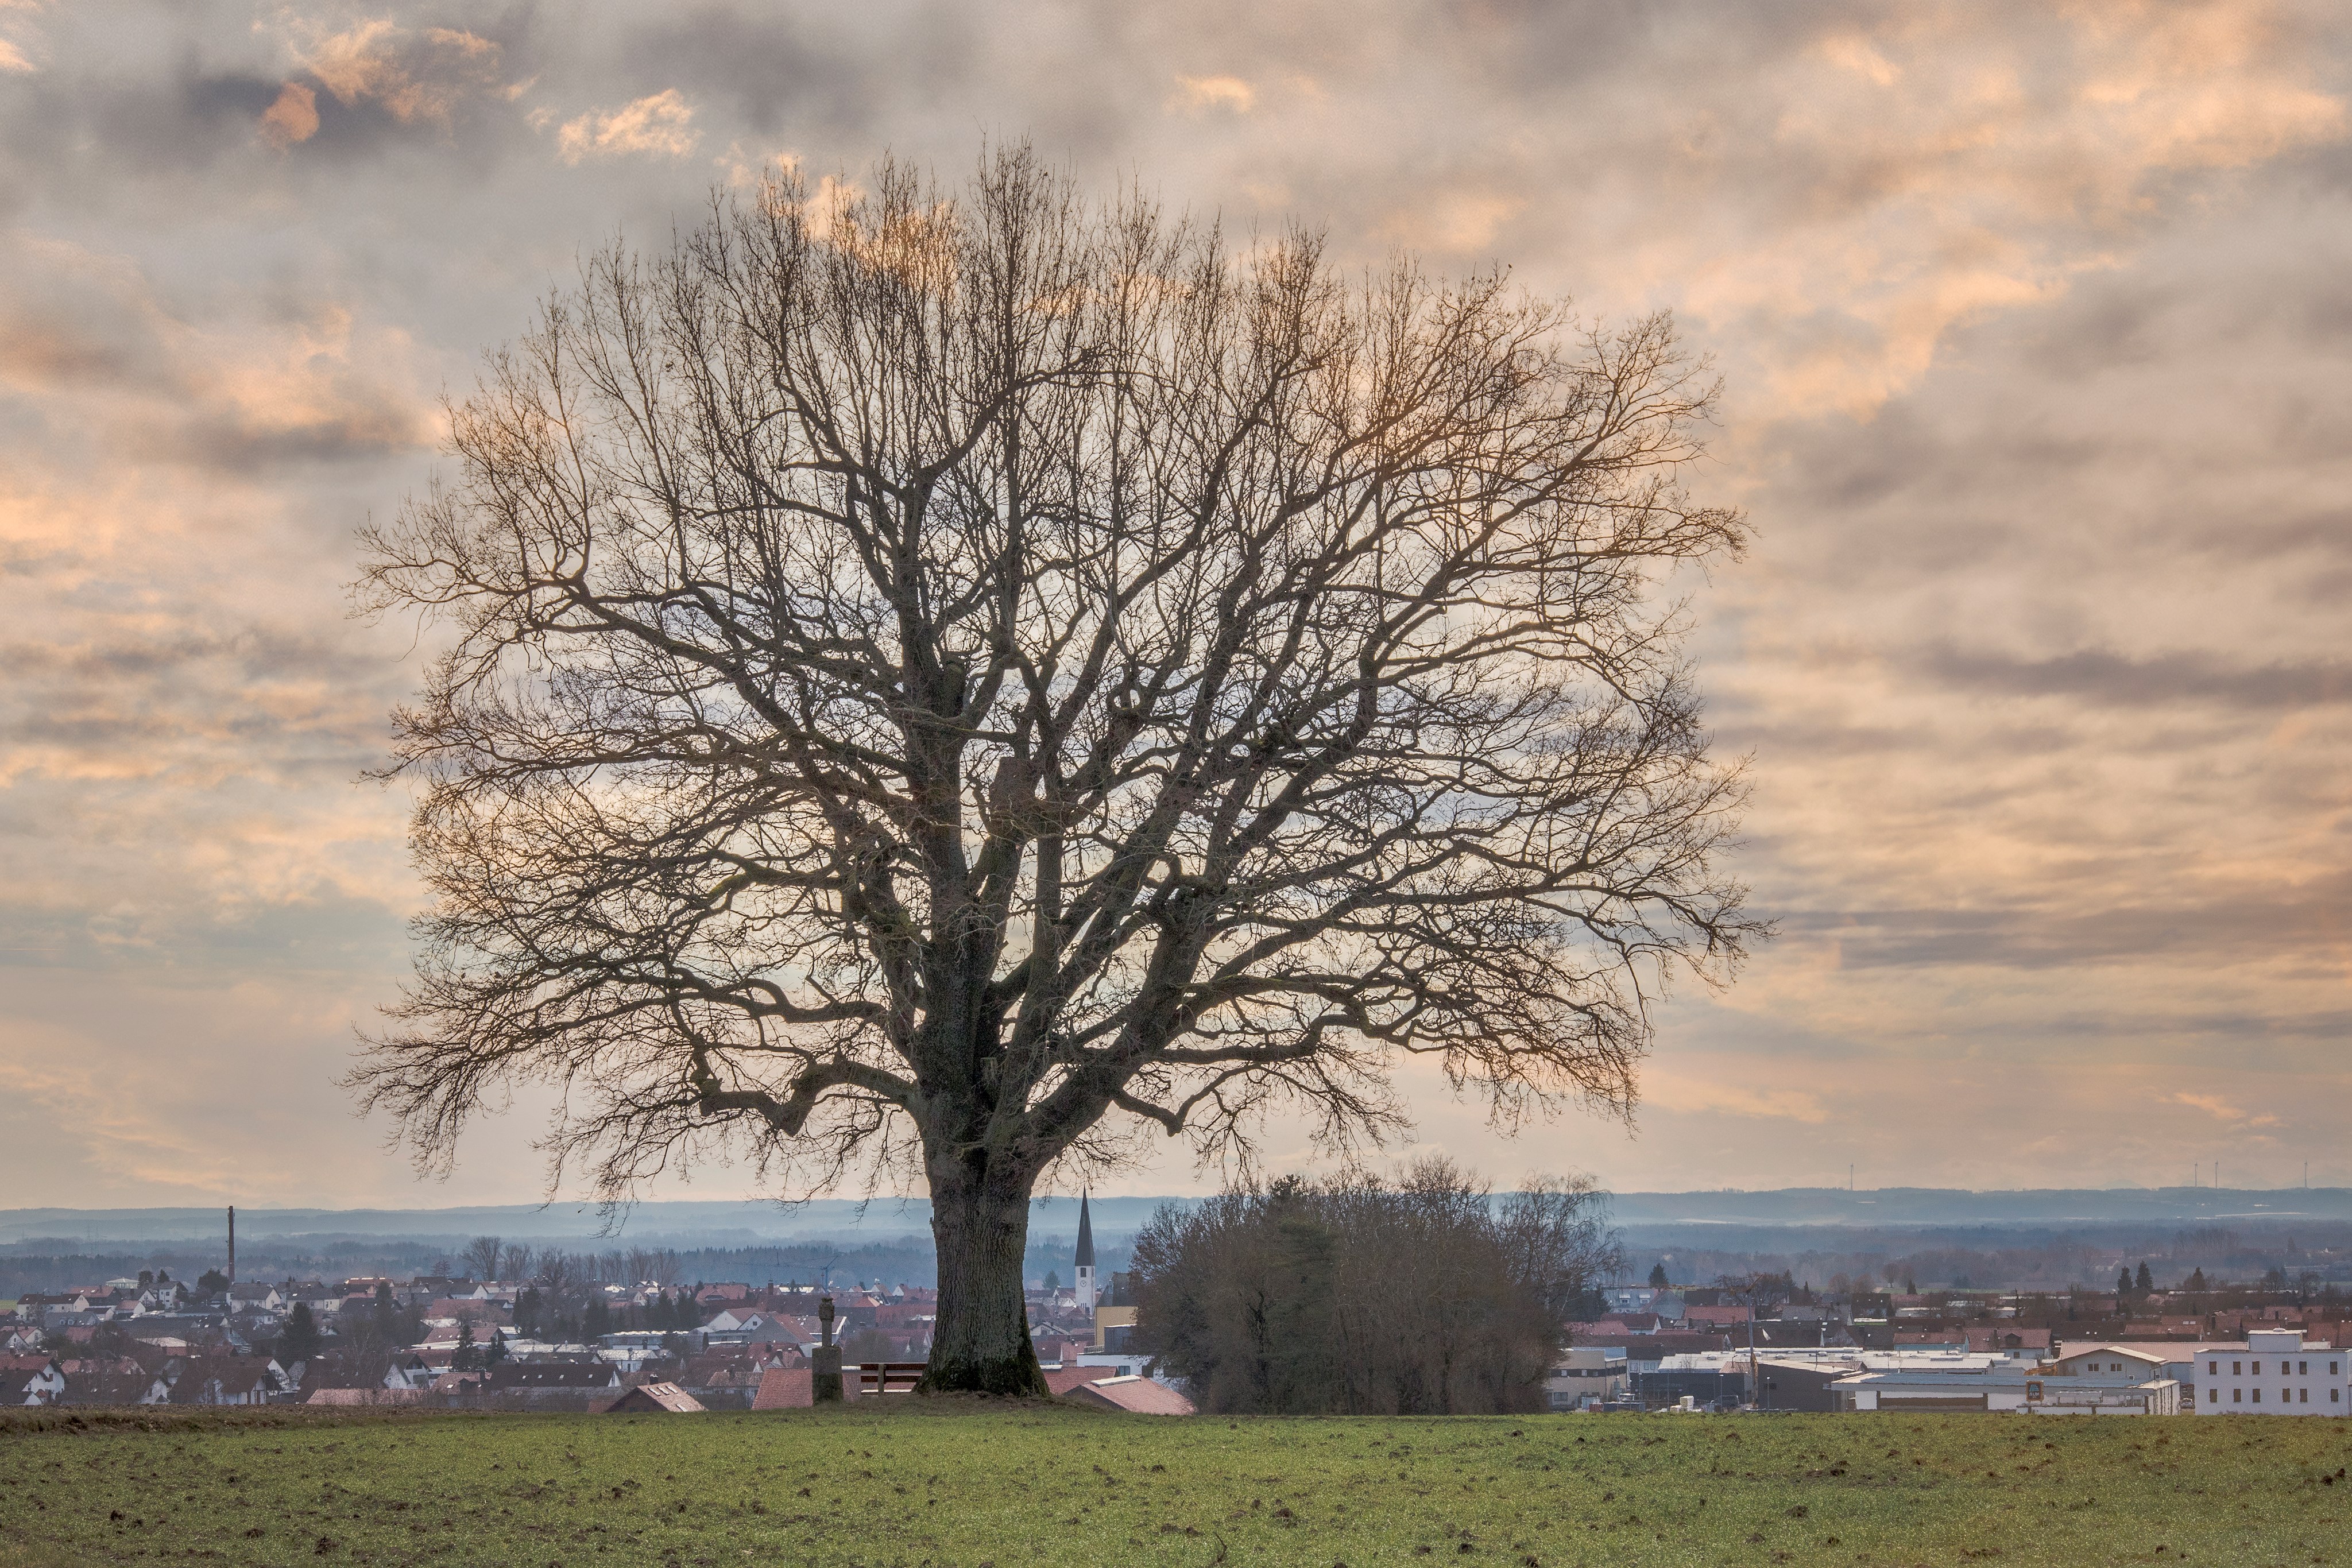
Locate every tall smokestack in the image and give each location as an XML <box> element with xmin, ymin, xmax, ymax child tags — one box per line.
<box><xmin>227</xmin><ymin>1205</ymin><xmax>235</xmax><ymax>1286</ymax></box>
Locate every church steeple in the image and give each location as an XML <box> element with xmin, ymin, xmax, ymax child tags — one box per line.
<box><xmin>1074</xmin><ymin>1191</ymin><xmax>1098</xmax><ymax>1311</ymax></box>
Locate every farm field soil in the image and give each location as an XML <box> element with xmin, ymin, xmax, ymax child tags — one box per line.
<box><xmin>4</xmin><ymin>1403</ymin><xmax>2351</xmax><ymax>1566</ymax></box>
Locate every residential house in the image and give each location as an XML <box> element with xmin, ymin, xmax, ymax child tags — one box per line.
<box><xmin>1</xmin><ymin>1372</ymin><xmax>49</xmax><ymax>1407</ymax></box>
<box><xmin>62</xmin><ymin>1365</ymin><xmax>170</xmax><ymax>1406</ymax></box>
<box><xmin>1043</xmin><ymin>1365</ymin><xmax>1118</xmax><ymax>1397</ymax></box>
<box><xmin>1683</xmin><ymin>1303</ymin><xmax>1754</xmax><ymax>1330</ymax></box>
<box><xmin>676</xmin><ymin>1345</ymin><xmax>797</xmax><ymax>1409</ymax></box>
<box><xmin>167</xmin><ymin>1355</ymin><xmax>292</xmax><ymax>1406</ymax></box>
<box><xmin>1062</xmin><ymin>1375</ymin><xmax>1194</xmax><ymax>1415</ymax></box>
<box><xmin>304</xmin><ymin>1350</ymin><xmax>438</xmax><ymax>1396</ymax></box>
<box><xmin>0</xmin><ymin>1356</ymin><xmax>65</xmax><ymax>1404</ymax></box>
<box><xmin>1603</xmin><ymin>1286</ymin><xmax>1686</xmax><ymax>1319</ymax></box>
<box><xmin>482</xmin><ymin>1363</ymin><xmax>622</xmax><ymax>1392</ymax></box>
<box><xmin>701</xmin><ymin>1310</ymin><xmax>796</xmax><ymax>1346</ymax></box>
<box><xmin>2006</xmin><ymin>1345</ymin><xmax>2181</xmax><ymax>1414</ymax></box>
<box><xmin>226</xmin><ymin>1283</ymin><xmax>286</xmax><ymax>1314</ymax></box>
<box><xmin>606</xmin><ymin>1381</ymin><xmax>706</xmax><ymax>1414</ymax></box>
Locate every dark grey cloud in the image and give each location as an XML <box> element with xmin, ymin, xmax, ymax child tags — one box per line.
<box><xmin>1778</xmin><ymin>866</ymin><xmax>2352</xmax><ymax>973</ymax></box>
<box><xmin>1916</xmin><ymin>647</ymin><xmax>2352</xmax><ymax>711</ymax></box>
<box><xmin>620</xmin><ymin>4</ymin><xmax>982</xmax><ymax>140</ymax></box>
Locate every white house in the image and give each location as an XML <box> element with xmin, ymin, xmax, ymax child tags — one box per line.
<box><xmin>4</xmin><ymin>1358</ymin><xmax>67</xmax><ymax>1404</ymax></box>
<box><xmin>2191</xmin><ymin>1330</ymin><xmax>2345</xmax><ymax>1415</ymax></box>
<box><xmin>2014</xmin><ymin>1345</ymin><xmax>2181</xmax><ymax>1414</ymax></box>
<box><xmin>701</xmin><ymin>1310</ymin><xmax>780</xmax><ymax>1342</ymax></box>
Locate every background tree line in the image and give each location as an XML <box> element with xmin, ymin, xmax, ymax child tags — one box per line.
<box><xmin>1128</xmin><ymin>1161</ymin><xmax>1620</xmax><ymax>1415</ymax></box>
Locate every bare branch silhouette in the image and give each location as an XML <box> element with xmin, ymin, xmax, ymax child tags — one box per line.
<box><xmin>351</xmin><ymin>144</ymin><xmax>1761</xmax><ymax>1392</ymax></box>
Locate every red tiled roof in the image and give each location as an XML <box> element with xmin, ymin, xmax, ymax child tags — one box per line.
<box><xmin>607</xmin><ymin>1381</ymin><xmax>706</xmax><ymax>1414</ymax></box>
<box><xmin>1043</xmin><ymin>1366</ymin><xmax>1112</xmax><ymax>1396</ymax></box>
<box><xmin>751</xmin><ymin>1366</ymin><xmax>859</xmax><ymax>1409</ymax></box>
<box><xmin>1063</xmin><ymin>1376</ymin><xmax>1194</xmax><ymax>1415</ymax></box>
<box><xmin>1683</xmin><ymin>1304</ymin><xmax>1754</xmax><ymax>1325</ymax></box>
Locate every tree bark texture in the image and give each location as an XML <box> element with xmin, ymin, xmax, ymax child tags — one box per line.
<box><xmin>922</xmin><ymin>1148</ymin><xmax>1049</xmax><ymax>1395</ymax></box>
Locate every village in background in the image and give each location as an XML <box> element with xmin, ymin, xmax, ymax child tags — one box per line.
<box><xmin>9</xmin><ymin>1184</ymin><xmax>2352</xmax><ymax>1419</ymax></box>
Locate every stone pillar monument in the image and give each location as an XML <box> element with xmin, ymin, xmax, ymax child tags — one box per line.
<box><xmin>812</xmin><ymin>1292</ymin><xmax>843</xmax><ymax>1403</ymax></box>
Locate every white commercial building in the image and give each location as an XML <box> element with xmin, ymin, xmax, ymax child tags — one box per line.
<box><xmin>2191</xmin><ymin>1330</ymin><xmax>2346</xmax><ymax>1415</ymax></box>
<box><xmin>1546</xmin><ymin>1347</ymin><xmax>1630</xmax><ymax>1410</ymax></box>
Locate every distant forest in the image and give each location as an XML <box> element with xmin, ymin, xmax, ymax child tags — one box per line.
<box><xmin>1624</xmin><ymin>1221</ymin><xmax>2352</xmax><ymax>1294</ymax></box>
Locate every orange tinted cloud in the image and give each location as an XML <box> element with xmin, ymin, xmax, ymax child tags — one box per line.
<box><xmin>278</xmin><ymin>16</ymin><xmax>510</xmax><ymax>126</ymax></box>
<box><xmin>258</xmin><ymin>81</ymin><xmax>318</xmax><ymax>148</ymax></box>
<box><xmin>556</xmin><ymin>88</ymin><xmax>700</xmax><ymax>163</ymax></box>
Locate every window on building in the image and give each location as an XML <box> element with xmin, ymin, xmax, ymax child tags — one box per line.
<box><xmin>2209</xmin><ymin>1388</ymin><xmax>2219</xmax><ymax>1403</ymax></box>
<box><xmin>2333</xmin><ymin>1389</ymin><xmax>2341</xmax><ymax>1403</ymax></box>
<box><xmin>2233</xmin><ymin>1361</ymin><xmax>2243</xmax><ymax>1375</ymax></box>
<box><xmin>2208</xmin><ymin>1360</ymin><xmax>2218</xmax><ymax>1375</ymax></box>
<box><xmin>2300</xmin><ymin>1389</ymin><xmax>2309</xmax><ymax>1403</ymax></box>
<box><xmin>2253</xmin><ymin>1389</ymin><xmax>2262</xmax><ymax>1403</ymax></box>
<box><xmin>2299</xmin><ymin>1361</ymin><xmax>2308</xmax><ymax>1374</ymax></box>
<box><xmin>2234</xmin><ymin>1388</ymin><xmax>2243</xmax><ymax>1403</ymax></box>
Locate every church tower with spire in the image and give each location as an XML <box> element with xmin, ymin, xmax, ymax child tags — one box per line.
<box><xmin>1073</xmin><ymin>1191</ymin><xmax>1097</xmax><ymax>1312</ymax></box>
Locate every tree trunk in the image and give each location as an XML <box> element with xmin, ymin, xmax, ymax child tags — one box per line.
<box><xmin>919</xmin><ymin>1149</ymin><xmax>1050</xmax><ymax>1396</ymax></box>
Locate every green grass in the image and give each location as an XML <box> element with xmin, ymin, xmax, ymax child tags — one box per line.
<box><xmin>5</xmin><ymin>1403</ymin><xmax>2351</xmax><ymax>1566</ymax></box>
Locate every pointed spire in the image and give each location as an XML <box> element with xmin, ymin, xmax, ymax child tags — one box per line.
<box><xmin>1075</xmin><ymin>1190</ymin><xmax>1096</xmax><ymax>1270</ymax></box>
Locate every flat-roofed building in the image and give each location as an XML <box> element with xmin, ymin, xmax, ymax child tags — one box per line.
<box><xmin>2191</xmin><ymin>1330</ymin><xmax>2345</xmax><ymax>1415</ymax></box>
<box><xmin>1545</xmin><ymin>1346</ymin><xmax>1628</xmax><ymax>1410</ymax></box>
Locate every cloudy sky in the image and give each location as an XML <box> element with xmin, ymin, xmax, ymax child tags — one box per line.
<box><xmin>2</xmin><ymin>0</ymin><xmax>2346</xmax><ymax>1209</ymax></box>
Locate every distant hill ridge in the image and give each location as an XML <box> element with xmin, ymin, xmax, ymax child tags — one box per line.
<box><xmin>4</xmin><ymin>1186</ymin><xmax>2347</xmax><ymax>1246</ymax></box>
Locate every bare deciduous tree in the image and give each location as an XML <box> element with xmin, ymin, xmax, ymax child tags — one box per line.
<box><xmin>500</xmin><ymin>1244</ymin><xmax>533</xmax><ymax>1287</ymax></box>
<box><xmin>459</xmin><ymin>1235</ymin><xmax>502</xmax><ymax>1284</ymax></box>
<box><xmin>352</xmin><ymin>147</ymin><xmax>1760</xmax><ymax>1393</ymax></box>
<box><xmin>533</xmin><ymin>1249</ymin><xmax>593</xmax><ymax>1308</ymax></box>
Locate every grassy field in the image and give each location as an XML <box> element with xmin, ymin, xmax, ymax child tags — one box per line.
<box><xmin>5</xmin><ymin>1403</ymin><xmax>2351</xmax><ymax>1567</ymax></box>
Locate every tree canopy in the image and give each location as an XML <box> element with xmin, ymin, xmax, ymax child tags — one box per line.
<box><xmin>352</xmin><ymin>146</ymin><xmax>1759</xmax><ymax>1390</ymax></box>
